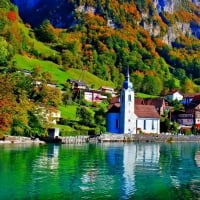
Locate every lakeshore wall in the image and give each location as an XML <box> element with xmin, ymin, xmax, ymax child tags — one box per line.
<box><xmin>1</xmin><ymin>134</ymin><xmax>200</xmax><ymax>144</ymax></box>
<box><xmin>61</xmin><ymin>134</ymin><xmax>200</xmax><ymax>143</ymax></box>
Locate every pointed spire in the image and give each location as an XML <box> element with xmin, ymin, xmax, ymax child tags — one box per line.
<box><xmin>123</xmin><ymin>66</ymin><xmax>133</xmax><ymax>89</ymax></box>
<box><xmin>126</xmin><ymin>66</ymin><xmax>130</xmax><ymax>82</ymax></box>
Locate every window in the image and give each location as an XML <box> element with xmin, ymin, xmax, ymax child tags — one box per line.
<box><xmin>144</xmin><ymin>120</ymin><xmax>146</xmax><ymax>130</ymax></box>
<box><xmin>152</xmin><ymin>120</ymin><xmax>155</xmax><ymax>130</ymax></box>
<box><xmin>128</xmin><ymin>94</ymin><xmax>131</xmax><ymax>102</ymax></box>
<box><xmin>121</xmin><ymin>94</ymin><xmax>124</xmax><ymax>103</ymax></box>
<box><xmin>116</xmin><ymin>119</ymin><xmax>119</xmax><ymax>129</ymax></box>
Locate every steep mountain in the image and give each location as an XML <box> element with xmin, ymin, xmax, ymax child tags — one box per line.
<box><xmin>5</xmin><ymin>0</ymin><xmax>200</xmax><ymax>95</ymax></box>
<box><xmin>11</xmin><ymin>0</ymin><xmax>200</xmax><ymax>44</ymax></box>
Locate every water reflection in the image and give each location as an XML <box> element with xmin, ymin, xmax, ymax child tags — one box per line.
<box><xmin>1</xmin><ymin>142</ymin><xmax>200</xmax><ymax>199</ymax></box>
<box><xmin>32</xmin><ymin>144</ymin><xmax>60</xmax><ymax>171</ymax></box>
<box><xmin>195</xmin><ymin>150</ymin><xmax>200</xmax><ymax>167</ymax></box>
<box><xmin>123</xmin><ymin>143</ymin><xmax>160</xmax><ymax>197</ymax></box>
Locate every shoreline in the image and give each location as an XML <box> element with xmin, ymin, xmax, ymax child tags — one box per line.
<box><xmin>98</xmin><ymin>134</ymin><xmax>200</xmax><ymax>143</ymax></box>
<box><xmin>1</xmin><ymin>134</ymin><xmax>200</xmax><ymax>144</ymax></box>
<box><xmin>0</xmin><ymin>136</ymin><xmax>45</xmax><ymax>144</ymax></box>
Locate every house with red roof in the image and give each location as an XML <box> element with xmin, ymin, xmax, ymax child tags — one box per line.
<box><xmin>135</xmin><ymin>97</ymin><xmax>169</xmax><ymax>115</ymax></box>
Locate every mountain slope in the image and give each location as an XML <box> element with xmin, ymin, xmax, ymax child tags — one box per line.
<box><xmin>11</xmin><ymin>0</ymin><xmax>200</xmax><ymax>43</ymax></box>
<box><xmin>6</xmin><ymin>0</ymin><xmax>200</xmax><ymax>95</ymax></box>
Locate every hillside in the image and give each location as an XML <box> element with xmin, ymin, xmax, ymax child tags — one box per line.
<box><xmin>1</xmin><ymin>0</ymin><xmax>200</xmax><ymax>135</ymax></box>
<box><xmin>8</xmin><ymin>0</ymin><xmax>200</xmax><ymax>95</ymax></box>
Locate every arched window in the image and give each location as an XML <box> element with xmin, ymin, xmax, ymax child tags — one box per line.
<box><xmin>128</xmin><ymin>94</ymin><xmax>131</xmax><ymax>102</ymax></box>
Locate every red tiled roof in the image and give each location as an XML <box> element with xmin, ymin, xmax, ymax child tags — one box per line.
<box><xmin>135</xmin><ymin>105</ymin><xmax>160</xmax><ymax>118</ymax></box>
<box><xmin>144</xmin><ymin>98</ymin><xmax>165</xmax><ymax>107</ymax></box>
<box><xmin>192</xmin><ymin>95</ymin><xmax>200</xmax><ymax>102</ymax></box>
<box><xmin>135</xmin><ymin>97</ymin><xmax>166</xmax><ymax>108</ymax></box>
<box><xmin>135</xmin><ymin>98</ymin><xmax>144</xmax><ymax>105</ymax></box>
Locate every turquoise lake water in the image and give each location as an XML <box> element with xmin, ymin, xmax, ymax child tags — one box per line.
<box><xmin>0</xmin><ymin>142</ymin><xmax>200</xmax><ymax>200</ymax></box>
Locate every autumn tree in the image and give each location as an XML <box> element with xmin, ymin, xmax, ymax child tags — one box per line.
<box><xmin>0</xmin><ymin>36</ymin><xmax>9</xmax><ymax>65</ymax></box>
<box><xmin>0</xmin><ymin>74</ymin><xmax>16</xmax><ymax>133</ymax></box>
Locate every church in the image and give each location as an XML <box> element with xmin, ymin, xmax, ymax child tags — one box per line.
<box><xmin>106</xmin><ymin>70</ymin><xmax>160</xmax><ymax>134</ymax></box>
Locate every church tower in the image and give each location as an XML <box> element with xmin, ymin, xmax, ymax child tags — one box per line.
<box><xmin>119</xmin><ymin>68</ymin><xmax>136</xmax><ymax>134</ymax></box>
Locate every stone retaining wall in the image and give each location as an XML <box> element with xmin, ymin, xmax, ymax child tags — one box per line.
<box><xmin>2</xmin><ymin>134</ymin><xmax>200</xmax><ymax>145</ymax></box>
<box><xmin>60</xmin><ymin>136</ymin><xmax>89</xmax><ymax>144</ymax></box>
<box><xmin>61</xmin><ymin>134</ymin><xmax>200</xmax><ymax>144</ymax></box>
<box><xmin>99</xmin><ymin>134</ymin><xmax>200</xmax><ymax>143</ymax></box>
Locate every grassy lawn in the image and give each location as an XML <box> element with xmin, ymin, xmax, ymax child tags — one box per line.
<box><xmin>67</xmin><ymin>68</ymin><xmax>115</xmax><ymax>89</ymax></box>
<box><xmin>53</xmin><ymin>124</ymin><xmax>79</xmax><ymax>136</ymax></box>
<box><xmin>13</xmin><ymin>55</ymin><xmax>115</xmax><ymax>89</ymax></box>
<box><xmin>13</xmin><ymin>54</ymin><xmax>72</xmax><ymax>86</ymax></box>
<box><xmin>136</xmin><ymin>93</ymin><xmax>159</xmax><ymax>98</ymax></box>
<box><xmin>18</xmin><ymin>23</ymin><xmax>57</xmax><ymax>56</ymax></box>
<box><xmin>59</xmin><ymin>105</ymin><xmax>78</xmax><ymax>120</ymax></box>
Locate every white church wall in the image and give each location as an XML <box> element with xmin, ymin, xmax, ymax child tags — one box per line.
<box><xmin>137</xmin><ymin>118</ymin><xmax>160</xmax><ymax>134</ymax></box>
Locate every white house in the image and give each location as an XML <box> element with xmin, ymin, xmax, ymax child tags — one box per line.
<box><xmin>36</xmin><ymin>106</ymin><xmax>61</xmax><ymax>125</ymax></box>
<box><xmin>167</xmin><ymin>90</ymin><xmax>183</xmax><ymax>101</ymax></box>
<box><xmin>100</xmin><ymin>86</ymin><xmax>117</xmax><ymax>97</ymax></box>
<box><xmin>84</xmin><ymin>89</ymin><xmax>107</xmax><ymax>103</ymax></box>
<box><xmin>135</xmin><ymin>105</ymin><xmax>160</xmax><ymax>134</ymax></box>
<box><xmin>106</xmin><ymin>69</ymin><xmax>160</xmax><ymax>134</ymax></box>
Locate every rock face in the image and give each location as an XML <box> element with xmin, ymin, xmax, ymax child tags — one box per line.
<box><xmin>153</xmin><ymin>0</ymin><xmax>181</xmax><ymax>13</ymax></box>
<box><xmin>143</xmin><ymin>0</ymin><xmax>200</xmax><ymax>44</ymax></box>
<box><xmin>191</xmin><ymin>0</ymin><xmax>200</xmax><ymax>6</ymax></box>
<box><xmin>11</xmin><ymin>0</ymin><xmax>200</xmax><ymax>44</ymax></box>
<box><xmin>153</xmin><ymin>0</ymin><xmax>200</xmax><ymax>13</ymax></box>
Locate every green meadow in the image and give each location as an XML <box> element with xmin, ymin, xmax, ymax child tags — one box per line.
<box><xmin>13</xmin><ymin>54</ymin><xmax>115</xmax><ymax>89</ymax></box>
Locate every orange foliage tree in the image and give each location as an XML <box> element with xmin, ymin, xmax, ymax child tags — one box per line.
<box><xmin>7</xmin><ymin>11</ymin><xmax>17</xmax><ymax>22</ymax></box>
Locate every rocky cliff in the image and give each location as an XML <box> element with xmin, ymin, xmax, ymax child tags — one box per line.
<box><xmin>11</xmin><ymin>0</ymin><xmax>200</xmax><ymax>45</ymax></box>
<box><xmin>151</xmin><ymin>0</ymin><xmax>200</xmax><ymax>44</ymax></box>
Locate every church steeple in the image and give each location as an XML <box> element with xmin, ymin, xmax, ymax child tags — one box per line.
<box><xmin>123</xmin><ymin>67</ymin><xmax>133</xmax><ymax>90</ymax></box>
<box><xmin>120</xmin><ymin>67</ymin><xmax>136</xmax><ymax>134</ymax></box>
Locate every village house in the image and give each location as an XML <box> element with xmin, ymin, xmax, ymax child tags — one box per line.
<box><xmin>185</xmin><ymin>95</ymin><xmax>200</xmax><ymax>130</ymax></box>
<box><xmin>84</xmin><ymin>89</ymin><xmax>107</xmax><ymax>103</ymax></box>
<box><xmin>67</xmin><ymin>79</ymin><xmax>88</xmax><ymax>90</ymax></box>
<box><xmin>106</xmin><ymin>70</ymin><xmax>160</xmax><ymax>134</ymax></box>
<box><xmin>135</xmin><ymin>97</ymin><xmax>169</xmax><ymax>116</ymax></box>
<box><xmin>170</xmin><ymin>94</ymin><xmax>200</xmax><ymax>132</ymax></box>
<box><xmin>36</xmin><ymin>106</ymin><xmax>61</xmax><ymax>125</ymax></box>
<box><xmin>172</xmin><ymin>110</ymin><xmax>194</xmax><ymax>127</ymax></box>
<box><xmin>166</xmin><ymin>90</ymin><xmax>183</xmax><ymax>101</ymax></box>
<box><xmin>99</xmin><ymin>86</ymin><xmax>117</xmax><ymax>97</ymax></box>
<box><xmin>181</xmin><ymin>93</ymin><xmax>200</xmax><ymax>106</ymax></box>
